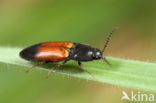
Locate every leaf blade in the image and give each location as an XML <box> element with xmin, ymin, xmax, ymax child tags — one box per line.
<box><xmin>0</xmin><ymin>46</ymin><xmax>156</xmax><ymax>92</ymax></box>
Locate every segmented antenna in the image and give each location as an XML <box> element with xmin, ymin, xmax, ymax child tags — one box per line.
<box><xmin>101</xmin><ymin>27</ymin><xmax>117</xmax><ymax>54</ymax></box>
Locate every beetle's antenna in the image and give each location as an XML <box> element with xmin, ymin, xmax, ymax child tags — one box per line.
<box><xmin>101</xmin><ymin>27</ymin><xmax>117</xmax><ymax>66</ymax></box>
<box><xmin>101</xmin><ymin>27</ymin><xmax>117</xmax><ymax>55</ymax></box>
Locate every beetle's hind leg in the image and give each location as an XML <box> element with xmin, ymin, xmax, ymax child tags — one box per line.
<box><xmin>46</xmin><ymin>60</ymin><xmax>67</xmax><ymax>79</ymax></box>
<box><xmin>78</xmin><ymin>62</ymin><xmax>96</xmax><ymax>80</ymax></box>
<box><xmin>26</xmin><ymin>61</ymin><xmax>45</xmax><ymax>73</ymax></box>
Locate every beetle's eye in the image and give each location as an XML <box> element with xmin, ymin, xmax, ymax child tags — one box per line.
<box><xmin>96</xmin><ymin>52</ymin><xmax>100</xmax><ymax>56</ymax></box>
<box><xmin>94</xmin><ymin>51</ymin><xmax>102</xmax><ymax>59</ymax></box>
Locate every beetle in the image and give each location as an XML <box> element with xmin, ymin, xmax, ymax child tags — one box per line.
<box><xmin>19</xmin><ymin>28</ymin><xmax>116</xmax><ymax>80</ymax></box>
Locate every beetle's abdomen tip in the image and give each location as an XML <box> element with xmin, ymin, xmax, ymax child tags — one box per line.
<box><xmin>19</xmin><ymin>49</ymin><xmax>30</xmax><ymax>60</ymax></box>
<box><xmin>19</xmin><ymin>44</ymin><xmax>39</xmax><ymax>61</ymax></box>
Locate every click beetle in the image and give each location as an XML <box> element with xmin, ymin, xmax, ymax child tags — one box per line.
<box><xmin>20</xmin><ymin>28</ymin><xmax>116</xmax><ymax>80</ymax></box>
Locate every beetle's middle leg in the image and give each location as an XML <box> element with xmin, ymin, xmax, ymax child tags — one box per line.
<box><xmin>46</xmin><ymin>60</ymin><xmax>67</xmax><ymax>79</ymax></box>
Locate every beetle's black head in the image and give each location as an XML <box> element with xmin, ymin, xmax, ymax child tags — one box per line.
<box><xmin>92</xmin><ymin>49</ymin><xmax>102</xmax><ymax>59</ymax></box>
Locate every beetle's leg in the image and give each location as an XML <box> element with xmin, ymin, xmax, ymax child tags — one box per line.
<box><xmin>26</xmin><ymin>62</ymin><xmax>45</xmax><ymax>73</ymax></box>
<box><xmin>103</xmin><ymin>57</ymin><xmax>111</xmax><ymax>67</ymax></box>
<box><xmin>78</xmin><ymin>62</ymin><xmax>96</xmax><ymax>80</ymax></box>
<box><xmin>46</xmin><ymin>60</ymin><xmax>67</xmax><ymax>79</ymax></box>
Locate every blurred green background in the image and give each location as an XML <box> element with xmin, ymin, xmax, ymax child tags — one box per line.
<box><xmin>0</xmin><ymin>0</ymin><xmax>156</xmax><ymax>103</ymax></box>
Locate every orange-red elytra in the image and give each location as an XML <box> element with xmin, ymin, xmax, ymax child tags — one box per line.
<box><xmin>20</xmin><ymin>28</ymin><xmax>117</xmax><ymax>80</ymax></box>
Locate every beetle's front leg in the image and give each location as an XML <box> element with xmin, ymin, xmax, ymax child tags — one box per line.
<box><xmin>78</xmin><ymin>61</ymin><xmax>96</xmax><ymax>80</ymax></box>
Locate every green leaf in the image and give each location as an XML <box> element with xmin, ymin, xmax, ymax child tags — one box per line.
<box><xmin>0</xmin><ymin>46</ymin><xmax>156</xmax><ymax>92</ymax></box>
